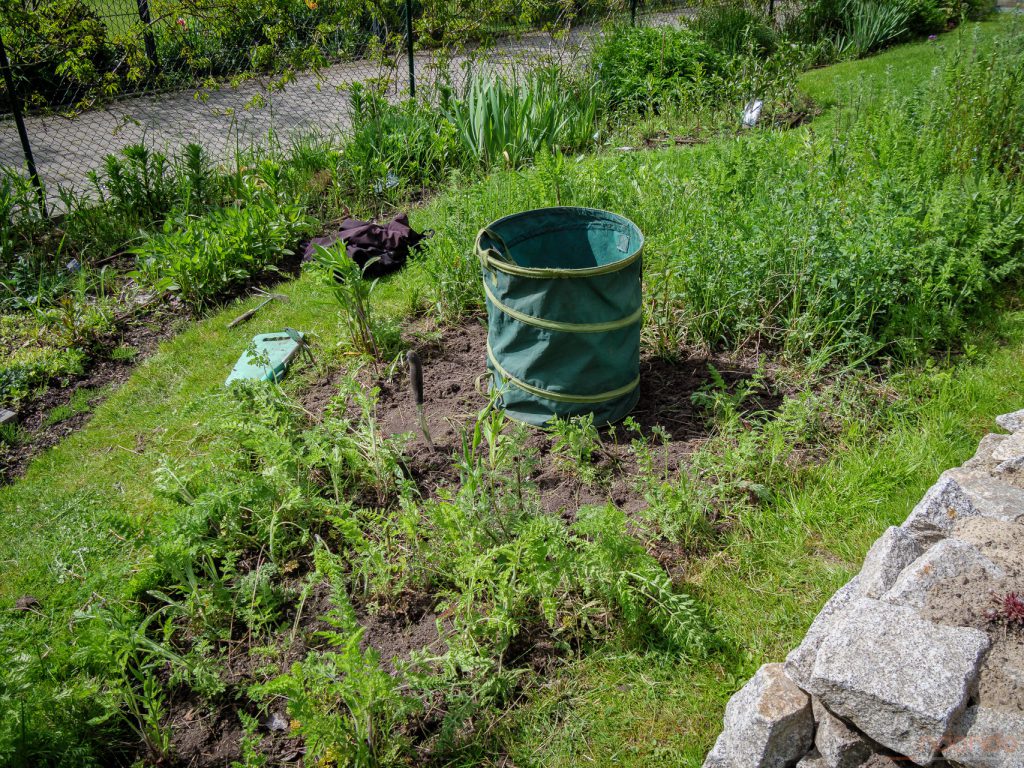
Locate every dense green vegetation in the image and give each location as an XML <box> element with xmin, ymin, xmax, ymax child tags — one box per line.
<box><xmin>4</xmin><ymin>0</ymin><xmax>995</xmax><ymax>413</ymax></box>
<box><xmin>2</xmin><ymin>9</ymin><xmax>1023</xmax><ymax>768</ymax></box>
<box><xmin>0</xmin><ymin>0</ymin><xmax>672</xmax><ymax>111</ymax></box>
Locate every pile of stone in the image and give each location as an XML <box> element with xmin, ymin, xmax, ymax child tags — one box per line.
<box><xmin>704</xmin><ymin>409</ymin><xmax>1024</xmax><ymax>768</ymax></box>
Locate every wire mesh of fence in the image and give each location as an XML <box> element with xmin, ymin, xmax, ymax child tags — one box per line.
<box><xmin>1</xmin><ymin>0</ymin><xmax>692</xmax><ymax>211</ymax></box>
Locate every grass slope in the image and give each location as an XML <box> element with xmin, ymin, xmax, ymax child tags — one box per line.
<box><xmin>1</xmin><ymin>18</ymin><xmax>1021</xmax><ymax>767</ymax></box>
<box><xmin>506</xmin><ymin>312</ymin><xmax>1024</xmax><ymax>765</ymax></box>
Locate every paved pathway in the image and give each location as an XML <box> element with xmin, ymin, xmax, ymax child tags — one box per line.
<box><xmin>1</xmin><ymin>11</ymin><xmax>686</xmax><ymax>205</ymax></box>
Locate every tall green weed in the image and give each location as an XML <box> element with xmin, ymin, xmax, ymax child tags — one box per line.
<box><xmin>445</xmin><ymin>67</ymin><xmax>601</xmax><ymax>169</ymax></box>
<box><xmin>591</xmin><ymin>25</ymin><xmax>725</xmax><ymax>114</ymax></box>
<box><xmin>131</xmin><ymin>195</ymin><xmax>315</xmax><ymax>309</ymax></box>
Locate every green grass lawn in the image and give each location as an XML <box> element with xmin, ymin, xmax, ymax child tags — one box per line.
<box><xmin>2</xmin><ymin>18</ymin><xmax>1023</xmax><ymax>767</ymax></box>
<box><xmin>503</xmin><ymin>309</ymin><xmax>1024</xmax><ymax>765</ymax></box>
<box><xmin>85</xmin><ymin>0</ymin><xmax>144</xmax><ymax>35</ymax></box>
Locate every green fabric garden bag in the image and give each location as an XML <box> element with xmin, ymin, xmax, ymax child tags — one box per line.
<box><xmin>476</xmin><ymin>207</ymin><xmax>643</xmax><ymax>427</ymax></box>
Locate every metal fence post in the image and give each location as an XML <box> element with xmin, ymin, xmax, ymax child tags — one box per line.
<box><xmin>405</xmin><ymin>0</ymin><xmax>415</xmax><ymax>98</ymax></box>
<box><xmin>136</xmin><ymin>0</ymin><xmax>159</xmax><ymax>71</ymax></box>
<box><xmin>0</xmin><ymin>28</ymin><xmax>47</xmax><ymax>218</ymax></box>
<box><xmin>630</xmin><ymin>0</ymin><xmax>638</xmax><ymax>25</ymax></box>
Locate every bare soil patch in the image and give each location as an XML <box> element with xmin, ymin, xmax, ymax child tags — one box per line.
<box><xmin>304</xmin><ymin>316</ymin><xmax>782</xmax><ymax>523</ymax></box>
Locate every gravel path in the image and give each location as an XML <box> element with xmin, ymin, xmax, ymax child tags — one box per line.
<box><xmin>0</xmin><ymin>11</ymin><xmax>687</xmax><ymax>204</ymax></box>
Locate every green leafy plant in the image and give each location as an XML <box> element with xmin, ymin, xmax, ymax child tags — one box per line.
<box><xmin>445</xmin><ymin>66</ymin><xmax>600</xmax><ymax>169</ymax></box>
<box><xmin>694</xmin><ymin>1</ymin><xmax>777</xmax><ymax>56</ymax></box>
<box><xmin>573</xmin><ymin>504</ymin><xmax>709</xmax><ymax>653</ymax></box>
<box><xmin>132</xmin><ymin>196</ymin><xmax>314</xmax><ymax>309</ymax></box>
<box><xmin>253</xmin><ymin>547</ymin><xmax>418</xmax><ymax>768</ymax></box>
<box><xmin>690</xmin><ymin>364</ymin><xmax>770</xmax><ymax>427</ymax></box>
<box><xmin>591</xmin><ymin>24</ymin><xmax>724</xmax><ymax>114</ymax></box>
<box><xmin>342</xmin><ymin>84</ymin><xmax>462</xmax><ymax>200</ymax></box>
<box><xmin>549</xmin><ymin>413</ymin><xmax>605</xmax><ymax>486</ymax></box>
<box><xmin>80</xmin><ymin>604</ymin><xmax>191</xmax><ymax>764</ymax></box>
<box><xmin>0</xmin><ymin>312</ymin><xmax>95</xmax><ymax>407</ymax></box>
<box><xmin>312</xmin><ymin>243</ymin><xmax>399</xmax><ymax>360</ymax></box>
<box><xmin>233</xmin><ymin>562</ymin><xmax>293</xmax><ymax>635</ymax></box>
<box><xmin>308</xmin><ymin>374</ymin><xmax>412</xmax><ymax>506</ymax></box>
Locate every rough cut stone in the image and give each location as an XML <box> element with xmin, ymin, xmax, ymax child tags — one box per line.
<box><xmin>703</xmin><ymin>663</ymin><xmax>814</xmax><ymax>768</ymax></box>
<box><xmin>784</xmin><ymin>578</ymin><xmax>861</xmax><ymax>690</ymax></box>
<box><xmin>813</xmin><ymin>698</ymin><xmax>874</xmax><ymax>768</ymax></box>
<box><xmin>806</xmin><ymin>598</ymin><xmax>990</xmax><ymax>765</ymax></box>
<box><xmin>944</xmin><ymin>468</ymin><xmax>1024</xmax><ymax>523</ymax></box>
<box><xmin>881</xmin><ymin>538</ymin><xmax>1006</xmax><ymax>609</ymax></box>
<box><xmin>902</xmin><ymin>476</ymin><xmax>980</xmax><ymax>543</ymax></box>
<box><xmin>797</xmin><ymin>751</ymin><xmax>829</xmax><ymax>768</ymax></box>
<box><xmin>943</xmin><ymin>706</ymin><xmax>1024</xmax><ymax>767</ymax></box>
<box><xmin>965</xmin><ymin>433</ymin><xmax>1012</xmax><ymax>469</ymax></box>
<box><xmin>995</xmin><ymin>409</ymin><xmax>1024</xmax><ymax>433</ymax></box>
<box><xmin>858</xmin><ymin>526</ymin><xmax>926</xmax><ymax>599</ymax></box>
<box><xmin>861</xmin><ymin>757</ymin><xmax>902</xmax><ymax>768</ymax></box>
<box><xmin>992</xmin><ymin>432</ymin><xmax>1024</xmax><ymax>463</ymax></box>
<box><xmin>994</xmin><ymin>456</ymin><xmax>1024</xmax><ymax>476</ymax></box>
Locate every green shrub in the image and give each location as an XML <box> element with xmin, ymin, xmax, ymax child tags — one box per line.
<box><xmin>154</xmin><ymin>0</ymin><xmax>373</xmax><ymax>82</ymax></box>
<box><xmin>907</xmin><ymin>0</ymin><xmax>949</xmax><ymax>33</ymax></box>
<box><xmin>591</xmin><ymin>24</ymin><xmax>725</xmax><ymax>114</ymax></box>
<box><xmin>132</xmin><ymin>196</ymin><xmax>315</xmax><ymax>309</ymax></box>
<box><xmin>0</xmin><ymin>0</ymin><xmax>124</xmax><ymax>110</ymax></box>
<box><xmin>786</xmin><ymin>0</ymin><xmax>991</xmax><ymax>54</ymax></box>
<box><xmin>693</xmin><ymin>1</ymin><xmax>777</xmax><ymax>56</ymax></box>
<box><xmin>341</xmin><ymin>84</ymin><xmax>462</xmax><ymax>199</ymax></box>
<box><xmin>2</xmin><ymin>0</ymin><xmax>380</xmax><ymax>109</ymax></box>
<box><xmin>782</xmin><ymin>0</ymin><xmax>846</xmax><ymax>44</ymax></box>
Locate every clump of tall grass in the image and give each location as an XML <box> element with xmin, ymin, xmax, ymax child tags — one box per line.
<box><xmin>660</xmin><ymin>24</ymin><xmax>1024</xmax><ymax>364</ymax></box>
<box><xmin>835</xmin><ymin>0</ymin><xmax>912</xmax><ymax>57</ymax></box>
<box><xmin>444</xmin><ymin>66</ymin><xmax>601</xmax><ymax>168</ymax></box>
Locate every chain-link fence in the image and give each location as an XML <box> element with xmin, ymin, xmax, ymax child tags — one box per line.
<box><xmin>1</xmin><ymin>0</ymin><xmax>691</xmax><ymax>212</ymax></box>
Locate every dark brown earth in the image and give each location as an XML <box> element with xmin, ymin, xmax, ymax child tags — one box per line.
<box><xmin>151</xmin><ymin>316</ymin><xmax>785</xmax><ymax>768</ymax></box>
<box><xmin>305</xmin><ymin>317</ymin><xmax>781</xmax><ymax>523</ymax></box>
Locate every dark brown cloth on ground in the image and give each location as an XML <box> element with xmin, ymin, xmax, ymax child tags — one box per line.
<box><xmin>302</xmin><ymin>213</ymin><xmax>429</xmax><ymax>279</ymax></box>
